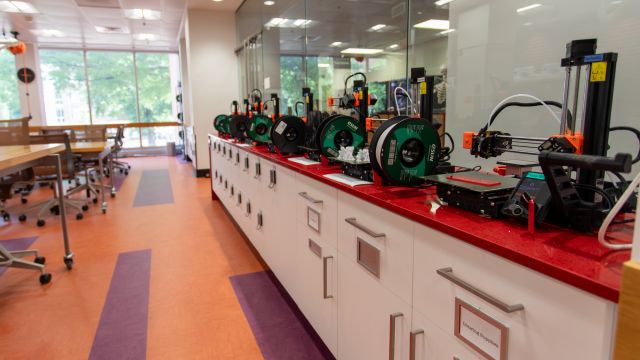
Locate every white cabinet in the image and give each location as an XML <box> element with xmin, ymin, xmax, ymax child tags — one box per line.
<box><xmin>208</xmin><ymin>136</ymin><xmax>617</xmax><ymax>360</ymax></box>
<box><xmin>294</xmin><ymin>223</ymin><xmax>338</xmax><ymax>356</ymax></box>
<box><xmin>413</xmin><ymin>224</ymin><xmax>616</xmax><ymax>360</ymax></box>
<box><xmin>337</xmin><ymin>252</ymin><xmax>412</xmax><ymax>360</ymax></box>
<box><xmin>337</xmin><ymin>192</ymin><xmax>415</xmax><ymax>305</ymax></box>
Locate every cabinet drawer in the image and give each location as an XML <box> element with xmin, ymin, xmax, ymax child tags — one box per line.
<box><xmin>295</xmin><ymin>176</ymin><xmax>338</xmax><ymax>249</ymax></box>
<box><xmin>337</xmin><ymin>192</ymin><xmax>414</xmax><ymax>304</ymax></box>
<box><xmin>413</xmin><ymin>224</ymin><xmax>616</xmax><ymax>360</ymax></box>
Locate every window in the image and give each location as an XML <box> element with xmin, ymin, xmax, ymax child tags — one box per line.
<box><xmin>86</xmin><ymin>51</ymin><xmax>138</xmax><ymax>124</ymax></box>
<box><xmin>136</xmin><ymin>52</ymin><xmax>180</xmax><ymax>146</ymax></box>
<box><xmin>0</xmin><ymin>50</ymin><xmax>20</xmax><ymax>119</ymax></box>
<box><xmin>40</xmin><ymin>50</ymin><xmax>90</xmax><ymax>125</ymax></box>
<box><xmin>39</xmin><ymin>49</ymin><xmax>179</xmax><ymax>148</ymax></box>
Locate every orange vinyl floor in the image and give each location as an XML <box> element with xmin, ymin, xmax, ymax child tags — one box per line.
<box><xmin>0</xmin><ymin>156</ymin><xmax>266</xmax><ymax>359</ymax></box>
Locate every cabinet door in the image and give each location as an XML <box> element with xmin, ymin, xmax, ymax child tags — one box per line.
<box><xmin>264</xmin><ymin>163</ymin><xmax>298</xmax><ymax>289</ymax></box>
<box><xmin>337</xmin><ymin>192</ymin><xmax>415</xmax><ymax>304</ymax></box>
<box><xmin>413</xmin><ymin>224</ymin><xmax>616</xmax><ymax>360</ymax></box>
<box><xmin>338</xmin><ymin>253</ymin><xmax>412</xmax><ymax>360</ymax></box>
<box><xmin>293</xmin><ymin>223</ymin><xmax>338</xmax><ymax>356</ymax></box>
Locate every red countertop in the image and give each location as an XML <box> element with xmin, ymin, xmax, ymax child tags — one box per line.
<box><xmin>210</xmin><ymin>135</ymin><xmax>633</xmax><ymax>303</ymax></box>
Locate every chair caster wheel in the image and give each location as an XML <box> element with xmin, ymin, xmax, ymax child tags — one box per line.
<box><xmin>120</xmin><ymin>169</ymin><xmax>124</xmax><ymax>174</ymax></box>
<box><xmin>37</xmin><ymin>219</ymin><xmax>45</xmax><ymax>227</ymax></box>
<box><xmin>64</xmin><ymin>258</ymin><xmax>73</xmax><ymax>270</ymax></box>
<box><xmin>19</xmin><ymin>214</ymin><xmax>27</xmax><ymax>222</ymax></box>
<box><xmin>2</xmin><ymin>213</ymin><xmax>9</xmax><ymax>221</ymax></box>
<box><xmin>21</xmin><ymin>198</ymin><xmax>27</xmax><ymax>204</ymax></box>
<box><xmin>82</xmin><ymin>205</ymin><xmax>89</xmax><ymax>211</ymax></box>
<box><xmin>76</xmin><ymin>213</ymin><xmax>83</xmax><ymax>220</ymax></box>
<box><xmin>39</xmin><ymin>273</ymin><xmax>52</xmax><ymax>284</ymax></box>
<box><xmin>102</xmin><ymin>209</ymin><xmax>107</xmax><ymax>214</ymax></box>
<box><xmin>125</xmin><ymin>171</ymin><xmax>129</xmax><ymax>176</ymax></box>
<box><xmin>34</xmin><ymin>256</ymin><xmax>46</xmax><ymax>265</ymax></box>
<box><xmin>110</xmin><ymin>192</ymin><xmax>116</xmax><ymax>198</ymax></box>
<box><xmin>93</xmin><ymin>198</ymin><xmax>98</xmax><ymax>204</ymax></box>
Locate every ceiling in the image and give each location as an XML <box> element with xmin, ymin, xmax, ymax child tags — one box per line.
<box><xmin>236</xmin><ymin>0</ymin><xmax>450</xmax><ymax>57</ymax></box>
<box><xmin>0</xmin><ymin>0</ymin><xmax>243</xmax><ymax>51</ymax></box>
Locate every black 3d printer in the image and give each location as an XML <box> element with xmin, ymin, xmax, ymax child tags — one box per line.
<box><xmin>428</xmin><ymin>39</ymin><xmax>639</xmax><ymax>249</ymax></box>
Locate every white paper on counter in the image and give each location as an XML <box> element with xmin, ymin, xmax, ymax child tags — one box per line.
<box><xmin>288</xmin><ymin>157</ymin><xmax>321</xmax><ymax>166</ymax></box>
<box><xmin>236</xmin><ymin>143</ymin><xmax>252</xmax><ymax>147</ymax></box>
<box><xmin>323</xmin><ymin>173</ymin><xmax>373</xmax><ymax>187</ymax></box>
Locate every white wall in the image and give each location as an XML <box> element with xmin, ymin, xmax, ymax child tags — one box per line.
<box><xmin>446</xmin><ymin>0</ymin><xmax>640</xmax><ymax>176</ymax></box>
<box><xmin>184</xmin><ymin>9</ymin><xmax>239</xmax><ymax>173</ymax></box>
<box><xmin>14</xmin><ymin>43</ymin><xmax>46</xmax><ymax>125</ymax></box>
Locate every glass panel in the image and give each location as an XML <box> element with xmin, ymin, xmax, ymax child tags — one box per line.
<box><xmin>122</xmin><ymin>128</ymin><xmax>140</xmax><ymax>149</ymax></box>
<box><xmin>407</xmin><ymin>0</ymin><xmax>450</xmax><ymax>131</ymax></box>
<box><xmin>135</xmin><ymin>52</ymin><xmax>176</xmax><ymax>123</ymax></box>
<box><xmin>40</xmin><ymin>49</ymin><xmax>91</xmax><ymax>125</ymax></box>
<box><xmin>445</xmin><ymin>0</ymin><xmax>640</xmax><ymax>173</ymax></box>
<box><xmin>0</xmin><ymin>50</ymin><xmax>21</xmax><ymax>119</ymax></box>
<box><xmin>305</xmin><ymin>0</ymin><xmax>410</xmax><ymax>118</ymax></box>
<box><xmin>280</xmin><ymin>56</ymin><xmax>304</xmax><ymax>115</ymax></box>
<box><xmin>86</xmin><ymin>51</ymin><xmax>137</xmax><ymax>124</ymax></box>
<box><xmin>141</xmin><ymin>127</ymin><xmax>178</xmax><ymax>147</ymax></box>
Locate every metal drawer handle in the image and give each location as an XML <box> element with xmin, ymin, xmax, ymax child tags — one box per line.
<box><xmin>323</xmin><ymin>256</ymin><xmax>333</xmax><ymax>299</ymax></box>
<box><xmin>237</xmin><ymin>193</ymin><xmax>242</xmax><ymax>206</ymax></box>
<box><xmin>409</xmin><ymin>329</ymin><xmax>424</xmax><ymax>360</ymax></box>
<box><xmin>254</xmin><ymin>162</ymin><xmax>261</xmax><ymax>178</ymax></box>
<box><xmin>436</xmin><ymin>267</ymin><xmax>525</xmax><ymax>313</ymax></box>
<box><xmin>245</xmin><ymin>202</ymin><xmax>251</xmax><ymax>217</ymax></box>
<box><xmin>388</xmin><ymin>312</ymin><xmax>403</xmax><ymax>360</ymax></box>
<box><xmin>299</xmin><ymin>192</ymin><xmax>323</xmax><ymax>204</ymax></box>
<box><xmin>268</xmin><ymin>169</ymin><xmax>277</xmax><ymax>188</ymax></box>
<box><xmin>256</xmin><ymin>211</ymin><xmax>263</xmax><ymax>229</ymax></box>
<box><xmin>345</xmin><ymin>218</ymin><xmax>386</xmax><ymax>238</ymax></box>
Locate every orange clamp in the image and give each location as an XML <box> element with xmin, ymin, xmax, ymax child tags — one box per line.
<box><xmin>463</xmin><ymin>132</ymin><xmax>476</xmax><ymax>149</ymax></box>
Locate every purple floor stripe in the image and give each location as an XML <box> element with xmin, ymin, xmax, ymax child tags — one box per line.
<box><xmin>0</xmin><ymin>237</ymin><xmax>38</xmax><ymax>276</ymax></box>
<box><xmin>133</xmin><ymin>169</ymin><xmax>174</xmax><ymax>207</ymax></box>
<box><xmin>111</xmin><ymin>172</ymin><xmax>126</xmax><ymax>191</ymax></box>
<box><xmin>230</xmin><ymin>271</ymin><xmax>335</xmax><ymax>360</ymax></box>
<box><xmin>89</xmin><ymin>249</ymin><xmax>151</xmax><ymax>360</ymax></box>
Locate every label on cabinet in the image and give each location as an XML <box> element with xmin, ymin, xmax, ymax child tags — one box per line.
<box><xmin>454</xmin><ymin>298</ymin><xmax>508</xmax><ymax>360</ymax></box>
<box><xmin>308</xmin><ymin>207</ymin><xmax>320</xmax><ymax>232</ymax></box>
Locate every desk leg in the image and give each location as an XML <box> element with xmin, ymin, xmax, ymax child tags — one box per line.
<box><xmin>99</xmin><ymin>156</ymin><xmax>107</xmax><ymax>214</ymax></box>
<box><xmin>109</xmin><ymin>153</ymin><xmax>116</xmax><ymax>197</ymax></box>
<box><xmin>53</xmin><ymin>154</ymin><xmax>74</xmax><ymax>270</ymax></box>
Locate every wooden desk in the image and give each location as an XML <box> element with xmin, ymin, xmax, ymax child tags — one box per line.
<box><xmin>0</xmin><ymin>144</ymin><xmax>74</xmax><ymax>269</ymax></box>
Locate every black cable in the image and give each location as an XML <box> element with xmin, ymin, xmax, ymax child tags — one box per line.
<box><xmin>610</xmin><ymin>126</ymin><xmax>640</xmax><ymax>164</ymax></box>
<box><xmin>442</xmin><ymin>132</ymin><xmax>455</xmax><ymax>156</ymax></box>
<box><xmin>343</xmin><ymin>72</ymin><xmax>367</xmax><ymax>96</ymax></box>
<box><xmin>480</xmin><ymin>101</ymin><xmax>571</xmax><ymax>135</ymax></box>
<box><xmin>573</xmin><ymin>183</ymin><xmax>614</xmax><ymax>210</ymax></box>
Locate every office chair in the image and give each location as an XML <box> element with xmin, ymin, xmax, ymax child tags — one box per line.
<box><xmin>0</xmin><ymin>117</ymin><xmax>34</xmax><ymax>222</ymax></box>
<box><xmin>111</xmin><ymin>126</ymin><xmax>131</xmax><ymax>175</ymax></box>
<box><xmin>19</xmin><ymin>133</ymin><xmax>87</xmax><ymax>226</ymax></box>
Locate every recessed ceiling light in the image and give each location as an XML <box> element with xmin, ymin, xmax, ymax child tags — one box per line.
<box><xmin>370</xmin><ymin>24</ymin><xmax>386</xmax><ymax>31</ymax></box>
<box><xmin>133</xmin><ymin>33</ymin><xmax>156</xmax><ymax>41</ymax></box>
<box><xmin>293</xmin><ymin>19</ymin><xmax>311</xmax><ymax>26</ymax></box>
<box><xmin>341</xmin><ymin>48</ymin><xmax>383</xmax><ymax>55</ymax></box>
<box><xmin>330</xmin><ymin>41</ymin><xmax>343</xmax><ymax>47</ymax></box>
<box><xmin>124</xmin><ymin>9</ymin><xmax>162</xmax><ymax>21</ymax></box>
<box><xmin>434</xmin><ymin>0</ymin><xmax>454</xmax><ymax>6</ymax></box>
<box><xmin>0</xmin><ymin>1</ymin><xmax>38</xmax><ymax>14</ymax></box>
<box><xmin>266</xmin><ymin>17</ymin><xmax>286</xmax><ymax>27</ymax></box>
<box><xmin>32</xmin><ymin>29</ymin><xmax>64</xmax><ymax>37</ymax></box>
<box><xmin>516</xmin><ymin>4</ymin><xmax>541</xmax><ymax>13</ymax></box>
<box><xmin>414</xmin><ymin>19</ymin><xmax>449</xmax><ymax>30</ymax></box>
<box><xmin>212</xmin><ymin>0</ymin><xmax>222</xmax><ymax>2</ymax></box>
<box><xmin>264</xmin><ymin>0</ymin><xmax>275</xmax><ymax>5</ymax></box>
<box><xmin>388</xmin><ymin>44</ymin><xmax>399</xmax><ymax>49</ymax></box>
<box><xmin>318</xmin><ymin>63</ymin><xmax>330</xmax><ymax>68</ymax></box>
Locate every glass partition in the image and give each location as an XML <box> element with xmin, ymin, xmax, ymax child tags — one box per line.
<box><xmin>0</xmin><ymin>50</ymin><xmax>22</xmax><ymax>119</ymax></box>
